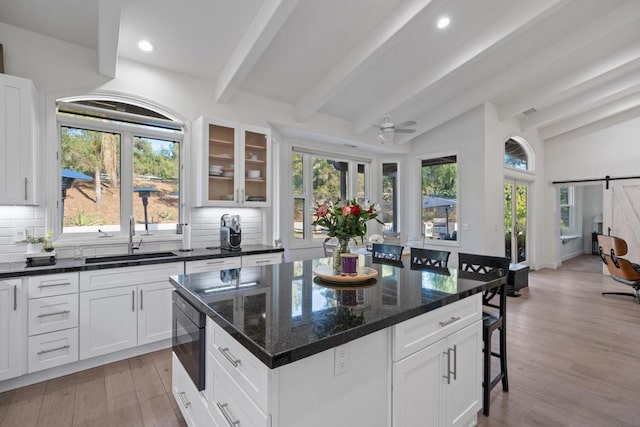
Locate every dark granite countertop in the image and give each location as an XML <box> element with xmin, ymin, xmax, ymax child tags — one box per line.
<box><xmin>0</xmin><ymin>244</ymin><xmax>283</xmax><ymax>279</ymax></box>
<box><xmin>169</xmin><ymin>257</ymin><xmax>505</xmax><ymax>369</ymax></box>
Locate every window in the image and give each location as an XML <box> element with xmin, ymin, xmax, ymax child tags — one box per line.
<box><xmin>57</xmin><ymin>100</ymin><xmax>183</xmax><ymax>237</ymax></box>
<box><xmin>421</xmin><ymin>155</ymin><xmax>458</xmax><ymax>241</ymax></box>
<box><xmin>560</xmin><ymin>186</ymin><xmax>573</xmax><ymax>229</ymax></box>
<box><xmin>381</xmin><ymin>163</ymin><xmax>398</xmax><ymax>233</ymax></box>
<box><xmin>504</xmin><ymin>138</ymin><xmax>529</xmax><ymax>171</ymax></box>
<box><xmin>291</xmin><ymin>149</ymin><xmax>370</xmax><ymax>244</ymax></box>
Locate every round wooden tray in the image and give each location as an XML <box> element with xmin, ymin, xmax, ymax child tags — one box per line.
<box><xmin>313</xmin><ymin>266</ymin><xmax>378</xmax><ymax>284</ymax></box>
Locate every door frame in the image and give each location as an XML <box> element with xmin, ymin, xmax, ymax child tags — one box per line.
<box><xmin>504</xmin><ymin>175</ymin><xmax>532</xmax><ymax>266</ymax></box>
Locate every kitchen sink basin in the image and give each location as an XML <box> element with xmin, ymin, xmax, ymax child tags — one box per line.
<box><xmin>84</xmin><ymin>251</ymin><xmax>178</xmax><ymax>264</ymax></box>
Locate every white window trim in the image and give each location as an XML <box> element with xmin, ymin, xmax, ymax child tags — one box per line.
<box><xmin>47</xmin><ymin>93</ymin><xmax>186</xmax><ymax>248</ymax></box>
<box><xmin>416</xmin><ymin>150</ymin><xmax>461</xmax><ymax>247</ymax></box>
<box><xmin>560</xmin><ymin>186</ymin><xmax>575</xmax><ymax>233</ymax></box>
<box><xmin>289</xmin><ymin>150</ymin><xmax>372</xmax><ymax>249</ymax></box>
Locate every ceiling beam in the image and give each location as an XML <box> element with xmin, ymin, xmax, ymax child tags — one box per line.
<box><xmin>293</xmin><ymin>0</ymin><xmax>440</xmax><ymax>123</ymax></box>
<box><xmin>522</xmin><ymin>71</ymin><xmax>640</xmax><ymax>129</ymax></box>
<box><xmin>539</xmin><ymin>92</ymin><xmax>640</xmax><ymax>140</ymax></box>
<box><xmin>351</xmin><ymin>0</ymin><xmax>568</xmax><ymax>134</ymax></box>
<box><xmin>215</xmin><ymin>0</ymin><xmax>300</xmax><ymax>103</ymax></box>
<box><xmin>545</xmin><ymin>104</ymin><xmax>640</xmax><ymax>145</ymax></box>
<box><xmin>98</xmin><ymin>0</ymin><xmax>122</xmax><ymax>78</ymax></box>
<box><xmin>497</xmin><ymin>1</ymin><xmax>640</xmax><ymax>119</ymax></box>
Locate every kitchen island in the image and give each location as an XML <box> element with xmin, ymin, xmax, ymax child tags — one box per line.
<box><xmin>170</xmin><ymin>257</ymin><xmax>505</xmax><ymax>427</ymax></box>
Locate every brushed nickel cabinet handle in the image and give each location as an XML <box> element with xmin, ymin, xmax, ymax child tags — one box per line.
<box><xmin>38</xmin><ymin>282</ymin><xmax>71</xmax><ymax>288</ymax></box>
<box><xmin>178</xmin><ymin>391</ymin><xmax>191</xmax><ymax>409</ymax></box>
<box><xmin>241</xmin><ymin>189</ymin><xmax>244</xmax><ymax>204</ymax></box>
<box><xmin>255</xmin><ymin>259</ymin><xmax>271</xmax><ymax>264</ymax></box>
<box><xmin>37</xmin><ymin>344</ymin><xmax>70</xmax><ymax>355</ymax></box>
<box><xmin>218</xmin><ymin>346</ymin><xmax>240</xmax><ymax>367</ymax></box>
<box><xmin>140</xmin><ymin>289</ymin><xmax>144</xmax><ymax>310</ymax></box>
<box><xmin>443</xmin><ymin>348</ymin><xmax>451</xmax><ymax>384</ymax></box>
<box><xmin>24</xmin><ymin>177</ymin><xmax>28</xmax><ymax>200</ymax></box>
<box><xmin>452</xmin><ymin>344</ymin><xmax>457</xmax><ymax>380</ymax></box>
<box><xmin>132</xmin><ymin>290</ymin><xmax>135</xmax><ymax>312</ymax></box>
<box><xmin>217</xmin><ymin>402</ymin><xmax>240</xmax><ymax>426</ymax></box>
<box><xmin>206</xmin><ymin>260</ymin><xmax>225</xmax><ymax>265</ymax></box>
<box><xmin>13</xmin><ymin>285</ymin><xmax>17</xmax><ymax>311</ymax></box>
<box><xmin>438</xmin><ymin>316</ymin><xmax>460</xmax><ymax>327</ymax></box>
<box><xmin>37</xmin><ymin>310</ymin><xmax>70</xmax><ymax>318</ymax></box>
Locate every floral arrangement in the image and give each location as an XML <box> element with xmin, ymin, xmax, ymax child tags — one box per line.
<box><xmin>369</xmin><ymin>234</ymin><xmax>384</xmax><ymax>244</ymax></box>
<box><xmin>313</xmin><ymin>198</ymin><xmax>383</xmax><ymax>245</ymax></box>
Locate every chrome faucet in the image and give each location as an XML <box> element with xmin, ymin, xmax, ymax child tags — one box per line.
<box><xmin>128</xmin><ymin>216</ymin><xmax>142</xmax><ymax>254</ymax></box>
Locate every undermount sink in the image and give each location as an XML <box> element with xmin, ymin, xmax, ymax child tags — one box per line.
<box><xmin>84</xmin><ymin>251</ymin><xmax>178</xmax><ymax>264</ymax></box>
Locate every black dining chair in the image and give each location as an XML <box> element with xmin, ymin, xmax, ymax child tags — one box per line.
<box><xmin>458</xmin><ymin>252</ymin><xmax>510</xmax><ymax>417</ymax></box>
<box><xmin>372</xmin><ymin>243</ymin><xmax>404</xmax><ymax>264</ymax></box>
<box><xmin>410</xmin><ymin>247</ymin><xmax>450</xmax><ymax>268</ymax></box>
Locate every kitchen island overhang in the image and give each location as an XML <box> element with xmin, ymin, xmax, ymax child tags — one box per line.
<box><xmin>169</xmin><ymin>257</ymin><xmax>505</xmax><ymax>369</ymax></box>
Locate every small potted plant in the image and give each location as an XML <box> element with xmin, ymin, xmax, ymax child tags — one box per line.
<box><xmin>25</xmin><ymin>234</ymin><xmax>46</xmax><ymax>253</ymax></box>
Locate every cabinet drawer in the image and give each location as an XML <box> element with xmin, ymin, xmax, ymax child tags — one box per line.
<box><xmin>208</xmin><ymin>352</ymin><xmax>269</xmax><ymax>427</ymax></box>
<box><xmin>242</xmin><ymin>253</ymin><xmax>282</xmax><ymax>267</ymax></box>
<box><xmin>28</xmin><ymin>293</ymin><xmax>78</xmax><ymax>336</ymax></box>
<box><xmin>172</xmin><ymin>353</ymin><xmax>216</xmax><ymax>427</ymax></box>
<box><xmin>393</xmin><ymin>294</ymin><xmax>481</xmax><ymax>361</ymax></box>
<box><xmin>28</xmin><ymin>328</ymin><xmax>78</xmax><ymax>373</ymax></box>
<box><xmin>186</xmin><ymin>257</ymin><xmax>241</xmax><ymax>274</ymax></box>
<box><xmin>80</xmin><ymin>262</ymin><xmax>182</xmax><ymax>292</ymax></box>
<box><xmin>28</xmin><ymin>273</ymin><xmax>79</xmax><ymax>298</ymax></box>
<box><xmin>208</xmin><ymin>318</ymin><xmax>269</xmax><ymax>413</ymax></box>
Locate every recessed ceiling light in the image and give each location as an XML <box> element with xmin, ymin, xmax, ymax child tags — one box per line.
<box><xmin>437</xmin><ymin>16</ymin><xmax>450</xmax><ymax>29</ymax></box>
<box><xmin>137</xmin><ymin>40</ymin><xmax>154</xmax><ymax>52</ymax></box>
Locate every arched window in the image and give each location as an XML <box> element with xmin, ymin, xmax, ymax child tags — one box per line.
<box><xmin>504</xmin><ymin>138</ymin><xmax>529</xmax><ymax>171</ymax></box>
<box><xmin>56</xmin><ymin>98</ymin><xmax>184</xmax><ymax>237</ymax></box>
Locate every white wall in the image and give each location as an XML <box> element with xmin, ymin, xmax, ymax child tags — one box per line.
<box><xmin>546</xmin><ymin>115</ymin><xmax>640</xmax><ymax>266</ymax></box>
<box><xmin>407</xmin><ymin>106</ymin><xmax>485</xmax><ymax>264</ymax></box>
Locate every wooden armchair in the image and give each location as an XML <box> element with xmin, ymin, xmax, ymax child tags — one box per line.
<box><xmin>597</xmin><ymin>234</ymin><xmax>640</xmax><ymax>304</ymax></box>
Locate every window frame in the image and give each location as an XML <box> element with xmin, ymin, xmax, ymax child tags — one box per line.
<box><xmin>290</xmin><ymin>149</ymin><xmax>372</xmax><ymax>248</ymax></box>
<box><xmin>559</xmin><ymin>186</ymin><xmax>574</xmax><ymax>232</ymax></box>
<box><xmin>51</xmin><ymin>98</ymin><xmax>184</xmax><ymax>245</ymax></box>
<box><xmin>417</xmin><ymin>151</ymin><xmax>460</xmax><ymax>247</ymax></box>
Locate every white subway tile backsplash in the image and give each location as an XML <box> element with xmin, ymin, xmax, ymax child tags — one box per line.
<box><xmin>0</xmin><ymin>206</ymin><xmax>46</xmax><ymax>263</ymax></box>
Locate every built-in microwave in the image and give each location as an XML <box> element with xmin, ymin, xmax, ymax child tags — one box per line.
<box><xmin>172</xmin><ymin>291</ymin><xmax>206</xmax><ymax>391</ymax></box>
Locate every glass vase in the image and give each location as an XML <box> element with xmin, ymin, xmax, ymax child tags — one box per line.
<box><xmin>333</xmin><ymin>238</ymin><xmax>352</xmax><ymax>272</ymax></box>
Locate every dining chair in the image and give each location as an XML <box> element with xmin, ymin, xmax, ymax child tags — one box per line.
<box><xmin>597</xmin><ymin>234</ymin><xmax>640</xmax><ymax>303</ymax></box>
<box><xmin>458</xmin><ymin>252</ymin><xmax>510</xmax><ymax>417</ymax></box>
<box><xmin>372</xmin><ymin>243</ymin><xmax>404</xmax><ymax>264</ymax></box>
<box><xmin>410</xmin><ymin>247</ymin><xmax>450</xmax><ymax>268</ymax></box>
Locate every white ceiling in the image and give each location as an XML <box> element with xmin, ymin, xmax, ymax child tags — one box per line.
<box><xmin>2</xmin><ymin>0</ymin><xmax>640</xmax><ymax>144</ymax></box>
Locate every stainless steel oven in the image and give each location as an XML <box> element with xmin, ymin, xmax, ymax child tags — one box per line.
<box><xmin>172</xmin><ymin>291</ymin><xmax>206</xmax><ymax>391</ymax></box>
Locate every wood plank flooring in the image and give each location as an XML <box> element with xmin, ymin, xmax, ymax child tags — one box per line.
<box><xmin>1</xmin><ymin>254</ymin><xmax>639</xmax><ymax>426</ymax></box>
<box><xmin>0</xmin><ymin>351</ymin><xmax>186</xmax><ymax>427</ymax></box>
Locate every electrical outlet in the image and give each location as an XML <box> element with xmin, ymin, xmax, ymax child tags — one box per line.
<box><xmin>13</xmin><ymin>229</ymin><xmax>26</xmax><ymax>243</ymax></box>
<box><xmin>334</xmin><ymin>344</ymin><xmax>349</xmax><ymax>376</ymax></box>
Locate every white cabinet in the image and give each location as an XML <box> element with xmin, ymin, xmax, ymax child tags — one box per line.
<box><xmin>79</xmin><ymin>262</ymin><xmax>181</xmax><ymax>359</ymax></box>
<box><xmin>193</xmin><ymin>116</ymin><xmax>271</xmax><ymax>207</ymax></box>
<box><xmin>242</xmin><ymin>252</ymin><xmax>282</xmax><ymax>267</ymax></box>
<box><xmin>0</xmin><ymin>74</ymin><xmax>38</xmax><ymax>205</ymax></box>
<box><xmin>0</xmin><ymin>279</ymin><xmax>24</xmax><ymax>381</ymax></box>
<box><xmin>185</xmin><ymin>257</ymin><xmax>241</xmax><ymax>274</ymax></box>
<box><xmin>173</xmin><ymin>353</ymin><xmax>218</xmax><ymax>427</ymax></box>
<box><xmin>392</xmin><ymin>294</ymin><xmax>482</xmax><ymax>427</ymax></box>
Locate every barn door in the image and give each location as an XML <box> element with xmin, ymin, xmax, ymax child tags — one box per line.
<box><xmin>603</xmin><ymin>179</ymin><xmax>640</xmax><ymax>262</ymax></box>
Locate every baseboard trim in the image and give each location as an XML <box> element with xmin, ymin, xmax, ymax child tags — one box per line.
<box><xmin>0</xmin><ymin>339</ymin><xmax>171</xmax><ymax>393</ymax></box>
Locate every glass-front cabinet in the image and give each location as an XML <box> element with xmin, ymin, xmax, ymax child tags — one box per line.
<box><xmin>193</xmin><ymin>116</ymin><xmax>270</xmax><ymax>206</ymax></box>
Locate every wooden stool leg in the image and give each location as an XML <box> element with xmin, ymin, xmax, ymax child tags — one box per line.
<box><xmin>483</xmin><ymin>329</ymin><xmax>491</xmax><ymax>416</ymax></box>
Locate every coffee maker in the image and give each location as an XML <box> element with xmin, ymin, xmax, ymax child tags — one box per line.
<box><xmin>220</xmin><ymin>214</ymin><xmax>241</xmax><ymax>251</ymax></box>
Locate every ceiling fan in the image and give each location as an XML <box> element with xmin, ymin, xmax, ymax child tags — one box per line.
<box><xmin>374</xmin><ymin>113</ymin><xmax>416</xmax><ymax>142</ymax></box>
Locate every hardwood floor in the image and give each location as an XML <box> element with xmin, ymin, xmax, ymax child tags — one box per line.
<box><xmin>2</xmin><ymin>254</ymin><xmax>639</xmax><ymax>427</ymax></box>
<box><xmin>0</xmin><ymin>350</ymin><xmax>186</xmax><ymax>427</ymax></box>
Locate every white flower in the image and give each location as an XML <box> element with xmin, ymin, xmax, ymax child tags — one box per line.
<box><xmin>369</xmin><ymin>234</ymin><xmax>384</xmax><ymax>244</ymax></box>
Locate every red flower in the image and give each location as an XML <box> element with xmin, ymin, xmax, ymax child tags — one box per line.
<box><xmin>341</xmin><ymin>206</ymin><xmax>351</xmax><ymax>216</ymax></box>
<box><xmin>367</xmin><ymin>207</ymin><xmax>373</xmax><ymax>215</ymax></box>
<box><xmin>350</xmin><ymin>205</ymin><xmax>361</xmax><ymax>216</ymax></box>
<box><xmin>316</xmin><ymin>205</ymin><xmax>328</xmax><ymax>217</ymax></box>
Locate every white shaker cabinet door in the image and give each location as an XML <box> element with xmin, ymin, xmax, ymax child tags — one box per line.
<box><xmin>0</xmin><ymin>279</ymin><xmax>23</xmax><ymax>381</ymax></box>
<box><xmin>137</xmin><ymin>282</ymin><xmax>173</xmax><ymax>346</ymax></box>
<box><xmin>392</xmin><ymin>338</ymin><xmax>446</xmax><ymax>427</ymax></box>
<box><xmin>79</xmin><ymin>286</ymin><xmax>138</xmax><ymax>360</ymax></box>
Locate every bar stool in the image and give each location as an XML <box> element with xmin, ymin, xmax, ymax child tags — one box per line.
<box><xmin>458</xmin><ymin>253</ymin><xmax>510</xmax><ymax>416</ymax></box>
